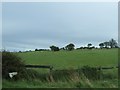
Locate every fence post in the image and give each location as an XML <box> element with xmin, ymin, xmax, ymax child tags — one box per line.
<box><xmin>49</xmin><ymin>66</ymin><xmax>54</xmax><ymax>82</ymax></box>
<box><xmin>99</xmin><ymin>66</ymin><xmax>102</xmax><ymax>80</ymax></box>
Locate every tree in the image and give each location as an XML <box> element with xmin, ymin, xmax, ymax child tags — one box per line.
<box><xmin>50</xmin><ymin>45</ymin><xmax>59</xmax><ymax>51</ymax></box>
<box><xmin>109</xmin><ymin>38</ymin><xmax>118</xmax><ymax>48</ymax></box>
<box><xmin>87</xmin><ymin>43</ymin><xmax>92</xmax><ymax>49</ymax></box>
<box><xmin>103</xmin><ymin>41</ymin><xmax>110</xmax><ymax>48</ymax></box>
<box><xmin>35</xmin><ymin>49</ymin><xmax>38</xmax><ymax>51</ymax></box>
<box><xmin>99</xmin><ymin>43</ymin><xmax>104</xmax><ymax>49</ymax></box>
<box><xmin>65</xmin><ymin>43</ymin><xmax>75</xmax><ymax>51</ymax></box>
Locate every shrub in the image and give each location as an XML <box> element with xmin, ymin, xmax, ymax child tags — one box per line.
<box><xmin>2</xmin><ymin>51</ymin><xmax>25</xmax><ymax>80</ymax></box>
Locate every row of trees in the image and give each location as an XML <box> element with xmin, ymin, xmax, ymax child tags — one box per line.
<box><xmin>49</xmin><ymin>39</ymin><xmax>118</xmax><ymax>51</ymax></box>
<box><xmin>33</xmin><ymin>39</ymin><xmax>118</xmax><ymax>52</ymax></box>
<box><xmin>99</xmin><ymin>39</ymin><xmax>118</xmax><ymax>49</ymax></box>
<box><xmin>49</xmin><ymin>43</ymin><xmax>75</xmax><ymax>51</ymax></box>
<box><xmin>35</xmin><ymin>49</ymin><xmax>49</xmax><ymax>51</ymax></box>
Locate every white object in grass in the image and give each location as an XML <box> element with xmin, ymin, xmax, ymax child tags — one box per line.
<box><xmin>9</xmin><ymin>72</ymin><xmax>18</xmax><ymax>78</ymax></box>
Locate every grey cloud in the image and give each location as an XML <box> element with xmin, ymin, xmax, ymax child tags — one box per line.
<box><xmin>2</xmin><ymin>2</ymin><xmax>118</xmax><ymax>51</ymax></box>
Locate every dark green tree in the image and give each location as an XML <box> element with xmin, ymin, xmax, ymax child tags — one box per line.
<box><xmin>65</xmin><ymin>43</ymin><xmax>75</xmax><ymax>51</ymax></box>
<box><xmin>87</xmin><ymin>43</ymin><xmax>92</xmax><ymax>49</ymax></box>
<box><xmin>103</xmin><ymin>41</ymin><xmax>110</xmax><ymax>48</ymax></box>
<box><xmin>35</xmin><ymin>49</ymin><xmax>38</xmax><ymax>51</ymax></box>
<box><xmin>109</xmin><ymin>38</ymin><xmax>118</xmax><ymax>48</ymax></box>
<box><xmin>99</xmin><ymin>43</ymin><xmax>104</xmax><ymax>49</ymax></box>
<box><xmin>50</xmin><ymin>45</ymin><xmax>59</xmax><ymax>51</ymax></box>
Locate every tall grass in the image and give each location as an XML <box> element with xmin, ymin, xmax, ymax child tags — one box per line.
<box><xmin>3</xmin><ymin>65</ymin><xmax>118</xmax><ymax>88</ymax></box>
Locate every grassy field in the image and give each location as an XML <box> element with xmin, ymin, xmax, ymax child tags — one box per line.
<box><xmin>2</xmin><ymin>49</ymin><xmax>118</xmax><ymax>88</ymax></box>
<box><xmin>18</xmin><ymin>49</ymin><xmax>118</xmax><ymax>69</ymax></box>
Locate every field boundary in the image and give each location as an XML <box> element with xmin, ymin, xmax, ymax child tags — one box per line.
<box><xmin>25</xmin><ymin>64</ymin><xmax>118</xmax><ymax>70</ymax></box>
<box><xmin>25</xmin><ymin>65</ymin><xmax>53</xmax><ymax>71</ymax></box>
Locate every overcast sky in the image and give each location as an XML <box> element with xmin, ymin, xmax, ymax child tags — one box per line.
<box><xmin>2</xmin><ymin>2</ymin><xmax>118</xmax><ymax>51</ymax></box>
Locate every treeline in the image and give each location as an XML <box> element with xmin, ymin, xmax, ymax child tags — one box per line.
<box><xmin>18</xmin><ymin>38</ymin><xmax>118</xmax><ymax>52</ymax></box>
<box><xmin>35</xmin><ymin>49</ymin><xmax>49</xmax><ymax>51</ymax></box>
<box><xmin>99</xmin><ymin>38</ymin><xmax>118</xmax><ymax>49</ymax></box>
<box><xmin>34</xmin><ymin>38</ymin><xmax>119</xmax><ymax>52</ymax></box>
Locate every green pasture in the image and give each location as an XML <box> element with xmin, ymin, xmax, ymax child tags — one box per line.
<box><xmin>18</xmin><ymin>49</ymin><xmax>118</xmax><ymax>69</ymax></box>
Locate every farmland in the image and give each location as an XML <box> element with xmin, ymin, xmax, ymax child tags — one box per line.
<box><xmin>2</xmin><ymin>48</ymin><xmax>118</xmax><ymax>88</ymax></box>
<box><xmin>19</xmin><ymin>49</ymin><xmax>118</xmax><ymax>69</ymax></box>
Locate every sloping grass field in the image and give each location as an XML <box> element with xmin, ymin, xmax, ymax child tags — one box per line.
<box><xmin>2</xmin><ymin>49</ymin><xmax>118</xmax><ymax>88</ymax></box>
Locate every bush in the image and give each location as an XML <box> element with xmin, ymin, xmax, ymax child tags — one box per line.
<box><xmin>2</xmin><ymin>51</ymin><xmax>25</xmax><ymax>80</ymax></box>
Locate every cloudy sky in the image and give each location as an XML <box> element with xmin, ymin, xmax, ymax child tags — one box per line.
<box><xmin>2</xmin><ymin>2</ymin><xmax>118</xmax><ymax>51</ymax></box>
